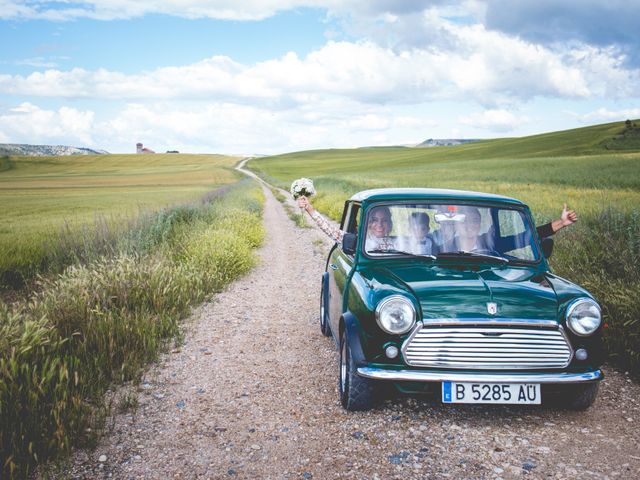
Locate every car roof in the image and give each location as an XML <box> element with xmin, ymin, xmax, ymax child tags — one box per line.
<box><xmin>349</xmin><ymin>187</ymin><xmax>525</xmax><ymax>206</ymax></box>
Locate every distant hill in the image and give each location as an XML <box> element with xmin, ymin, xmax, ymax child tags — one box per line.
<box><xmin>246</xmin><ymin>119</ymin><xmax>640</xmax><ymax>188</ymax></box>
<box><xmin>0</xmin><ymin>143</ymin><xmax>108</xmax><ymax>157</ymax></box>
<box><xmin>416</xmin><ymin>138</ymin><xmax>481</xmax><ymax>148</ymax></box>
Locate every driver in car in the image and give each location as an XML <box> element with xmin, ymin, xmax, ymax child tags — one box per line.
<box><xmin>443</xmin><ymin>206</ymin><xmax>493</xmax><ymax>252</ymax></box>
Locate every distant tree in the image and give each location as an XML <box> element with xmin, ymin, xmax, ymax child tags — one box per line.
<box><xmin>625</xmin><ymin>119</ymin><xmax>632</xmax><ymax>129</ymax></box>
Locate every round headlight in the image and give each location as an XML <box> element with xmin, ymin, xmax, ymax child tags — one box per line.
<box><xmin>566</xmin><ymin>298</ymin><xmax>601</xmax><ymax>336</ymax></box>
<box><xmin>375</xmin><ymin>295</ymin><xmax>416</xmax><ymax>335</ymax></box>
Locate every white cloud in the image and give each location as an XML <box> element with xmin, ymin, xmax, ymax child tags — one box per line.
<box><xmin>0</xmin><ymin>102</ymin><xmax>95</xmax><ymax>145</ymax></box>
<box><xmin>565</xmin><ymin>46</ymin><xmax>638</xmax><ymax>98</ymax></box>
<box><xmin>0</xmin><ymin>0</ymin><xmax>37</xmax><ymax>19</ymax></box>
<box><xmin>1</xmin><ymin>32</ymin><xmax>635</xmax><ymax>107</ymax></box>
<box><xmin>344</xmin><ymin>114</ymin><xmax>389</xmax><ymax>131</ymax></box>
<box><xmin>459</xmin><ymin>109</ymin><xmax>528</xmax><ymax>132</ymax></box>
<box><xmin>483</xmin><ymin>0</ymin><xmax>640</xmax><ymax>67</ymax></box>
<box><xmin>16</xmin><ymin>57</ymin><xmax>61</xmax><ymax>69</ymax></box>
<box><xmin>35</xmin><ymin>98</ymin><xmax>436</xmax><ymax>154</ymax></box>
<box><xmin>393</xmin><ymin>116</ymin><xmax>435</xmax><ymax>129</ymax></box>
<box><xmin>571</xmin><ymin>107</ymin><xmax>640</xmax><ymax>124</ymax></box>
<box><xmin>1</xmin><ymin>98</ymin><xmax>634</xmax><ymax>155</ymax></box>
<box><xmin>2</xmin><ymin>1</ymin><xmax>639</xmax><ymax>153</ymax></box>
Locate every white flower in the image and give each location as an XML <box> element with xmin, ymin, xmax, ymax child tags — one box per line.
<box><xmin>290</xmin><ymin>177</ymin><xmax>316</xmax><ymax>199</ymax></box>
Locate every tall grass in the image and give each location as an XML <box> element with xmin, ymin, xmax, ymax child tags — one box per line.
<box><xmin>1</xmin><ymin>183</ymin><xmax>246</xmax><ymax>292</ymax></box>
<box><xmin>0</xmin><ymin>156</ymin><xmax>12</xmax><ymax>172</ymax></box>
<box><xmin>551</xmin><ymin>210</ymin><xmax>640</xmax><ymax>372</ymax></box>
<box><xmin>0</xmin><ymin>180</ymin><xmax>264</xmax><ymax>478</ymax></box>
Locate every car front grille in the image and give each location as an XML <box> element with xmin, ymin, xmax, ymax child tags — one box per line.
<box><xmin>402</xmin><ymin>325</ymin><xmax>572</xmax><ymax>370</ymax></box>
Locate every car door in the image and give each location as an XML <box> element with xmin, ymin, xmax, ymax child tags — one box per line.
<box><xmin>327</xmin><ymin>201</ymin><xmax>360</xmax><ymax>339</ymax></box>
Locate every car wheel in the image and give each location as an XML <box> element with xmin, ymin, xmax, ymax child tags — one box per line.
<box><xmin>320</xmin><ymin>281</ymin><xmax>331</xmax><ymax>337</ymax></box>
<box><xmin>339</xmin><ymin>332</ymin><xmax>374</xmax><ymax>411</ymax></box>
<box><xmin>565</xmin><ymin>383</ymin><xmax>599</xmax><ymax>410</ymax></box>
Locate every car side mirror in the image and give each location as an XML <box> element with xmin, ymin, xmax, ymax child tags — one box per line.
<box><xmin>342</xmin><ymin>233</ymin><xmax>357</xmax><ymax>255</ymax></box>
<box><xmin>541</xmin><ymin>237</ymin><xmax>554</xmax><ymax>259</ymax></box>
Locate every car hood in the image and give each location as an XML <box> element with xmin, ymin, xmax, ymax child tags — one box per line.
<box><xmin>365</xmin><ymin>264</ymin><xmax>560</xmax><ymax>322</ymax></box>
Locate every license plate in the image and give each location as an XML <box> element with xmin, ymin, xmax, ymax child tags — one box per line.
<box><xmin>442</xmin><ymin>381</ymin><xmax>541</xmax><ymax>404</ymax></box>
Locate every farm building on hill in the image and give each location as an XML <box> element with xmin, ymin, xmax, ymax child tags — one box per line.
<box><xmin>136</xmin><ymin>142</ymin><xmax>155</xmax><ymax>154</ymax></box>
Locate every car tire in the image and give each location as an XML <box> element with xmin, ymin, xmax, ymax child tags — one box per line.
<box><xmin>320</xmin><ymin>282</ymin><xmax>331</xmax><ymax>337</ymax></box>
<box><xmin>565</xmin><ymin>382</ymin><xmax>599</xmax><ymax>410</ymax></box>
<box><xmin>339</xmin><ymin>332</ymin><xmax>374</xmax><ymax>411</ymax></box>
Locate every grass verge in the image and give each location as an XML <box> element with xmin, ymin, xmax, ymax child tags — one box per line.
<box><xmin>283</xmin><ymin>203</ymin><xmax>311</xmax><ymax>228</ymax></box>
<box><xmin>269</xmin><ymin>185</ymin><xmax>310</xmax><ymax>228</ymax></box>
<box><xmin>551</xmin><ymin>209</ymin><xmax>640</xmax><ymax>373</ymax></box>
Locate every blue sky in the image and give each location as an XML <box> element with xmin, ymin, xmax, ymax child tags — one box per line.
<box><xmin>1</xmin><ymin>0</ymin><xmax>639</xmax><ymax>154</ymax></box>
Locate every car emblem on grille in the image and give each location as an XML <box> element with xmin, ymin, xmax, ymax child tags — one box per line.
<box><xmin>487</xmin><ymin>302</ymin><xmax>498</xmax><ymax>315</ymax></box>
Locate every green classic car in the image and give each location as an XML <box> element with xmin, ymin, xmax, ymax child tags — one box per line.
<box><xmin>320</xmin><ymin>188</ymin><xmax>604</xmax><ymax>411</ymax></box>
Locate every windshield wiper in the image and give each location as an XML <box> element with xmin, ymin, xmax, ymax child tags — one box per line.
<box><xmin>437</xmin><ymin>251</ymin><xmax>510</xmax><ymax>264</ymax></box>
<box><xmin>368</xmin><ymin>248</ymin><xmax>437</xmax><ymax>260</ymax></box>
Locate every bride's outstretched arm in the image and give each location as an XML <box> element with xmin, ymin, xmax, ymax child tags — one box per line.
<box><xmin>297</xmin><ymin>196</ymin><xmax>344</xmax><ymax>243</ymax></box>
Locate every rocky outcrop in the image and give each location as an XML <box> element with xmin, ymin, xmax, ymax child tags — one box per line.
<box><xmin>0</xmin><ymin>143</ymin><xmax>108</xmax><ymax>156</ymax></box>
<box><xmin>416</xmin><ymin>138</ymin><xmax>481</xmax><ymax>147</ymax></box>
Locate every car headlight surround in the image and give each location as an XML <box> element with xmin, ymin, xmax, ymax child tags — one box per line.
<box><xmin>566</xmin><ymin>298</ymin><xmax>601</xmax><ymax>336</ymax></box>
<box><xmin>375</xmin><ymin>295</ymin><xmax>416</xmax><ymax>335</ymax></box>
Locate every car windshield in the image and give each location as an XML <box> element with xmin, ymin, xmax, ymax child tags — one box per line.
<box><xmin>363</xmin><ymin>203</ymin><xmax>540</xmax><ymax>262</ymax></box>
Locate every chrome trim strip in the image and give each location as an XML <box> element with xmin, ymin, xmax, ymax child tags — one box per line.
<box><xmin>357</xmin><ymin>367</ymin><xmax>604</xmax><ymax>383</ymax></box>
<box><xmin>420</xmin><ymin>318</ymin><xmax>559</xmax><ymax>327</ymax></box>
<box><xmin>338</xmin><ymin>256</ymin><xmax>352</xmax><ymax>274</ymax></box>
<box><xmin>409</xmin><ymin>343</ymin><xmax>568</xmax><ymax>349</ymax></box>
<box><xmin>558</xmin><ymin>325</ymin><xmax>574</xmax><ymax>363</ymax></box>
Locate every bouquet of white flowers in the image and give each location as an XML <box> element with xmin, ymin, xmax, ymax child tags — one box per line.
<box><xmin>290</xmin><ymin>177</ymin><xmax>316</xmax><ymax>199</ymax></box>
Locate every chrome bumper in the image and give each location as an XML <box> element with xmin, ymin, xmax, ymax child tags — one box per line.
<box><xmin>357</xmin><ymin>367</ymin><xmax>603</xmax><ymax>384</ymax></box>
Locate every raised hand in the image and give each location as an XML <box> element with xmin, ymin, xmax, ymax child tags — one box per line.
<box><xmin>297</xmin><ymin>195</ymin><xmax>309</xmax><ymax>211</ymax></box>
<box><xmin>561</xmin><ymin>203</ymin><xmax>578</xmax><ymax>227</ymax></box>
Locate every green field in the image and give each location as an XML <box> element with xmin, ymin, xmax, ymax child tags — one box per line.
<box><xmin>248</xmin><ymin>119</ymin><xmax>640</xmax><ymax>374</ymax></box>
<box><xmin>0</xmin><ymin>153</ymin><xmax>240</xmax><ymax>287</ymax></box>
<box><xmin>247</xmin><ymin>120</ymin><xmax>640</xmax><ymax>222</ymax></box>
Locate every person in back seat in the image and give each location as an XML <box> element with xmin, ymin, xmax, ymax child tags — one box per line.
<box><xmin>407</xmin><ymin>212</ymin><xmax>436</xmax><ymax>255</ymax></box>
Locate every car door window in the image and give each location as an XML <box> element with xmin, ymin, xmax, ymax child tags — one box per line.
<box><xmin>342</xmin><ymin>203</ymin><xmax>360</xmax><ymax>234</ymax></box>
<box><xmin>497</xmin><ymin>209</ymin><xmax>536</xmax><ymax>260</ymax></box>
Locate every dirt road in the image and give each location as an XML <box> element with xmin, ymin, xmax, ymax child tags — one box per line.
<box><xmin>59</xmin><ymin>182</ymin><xmax>640</xmax><ymax>480</ymax></box>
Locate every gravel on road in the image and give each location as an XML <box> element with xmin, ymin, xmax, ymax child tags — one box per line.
<box><xmin>55</xmin><ymin>182</ymin><xmax>640</xmax><ymax>480</ymax></box>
